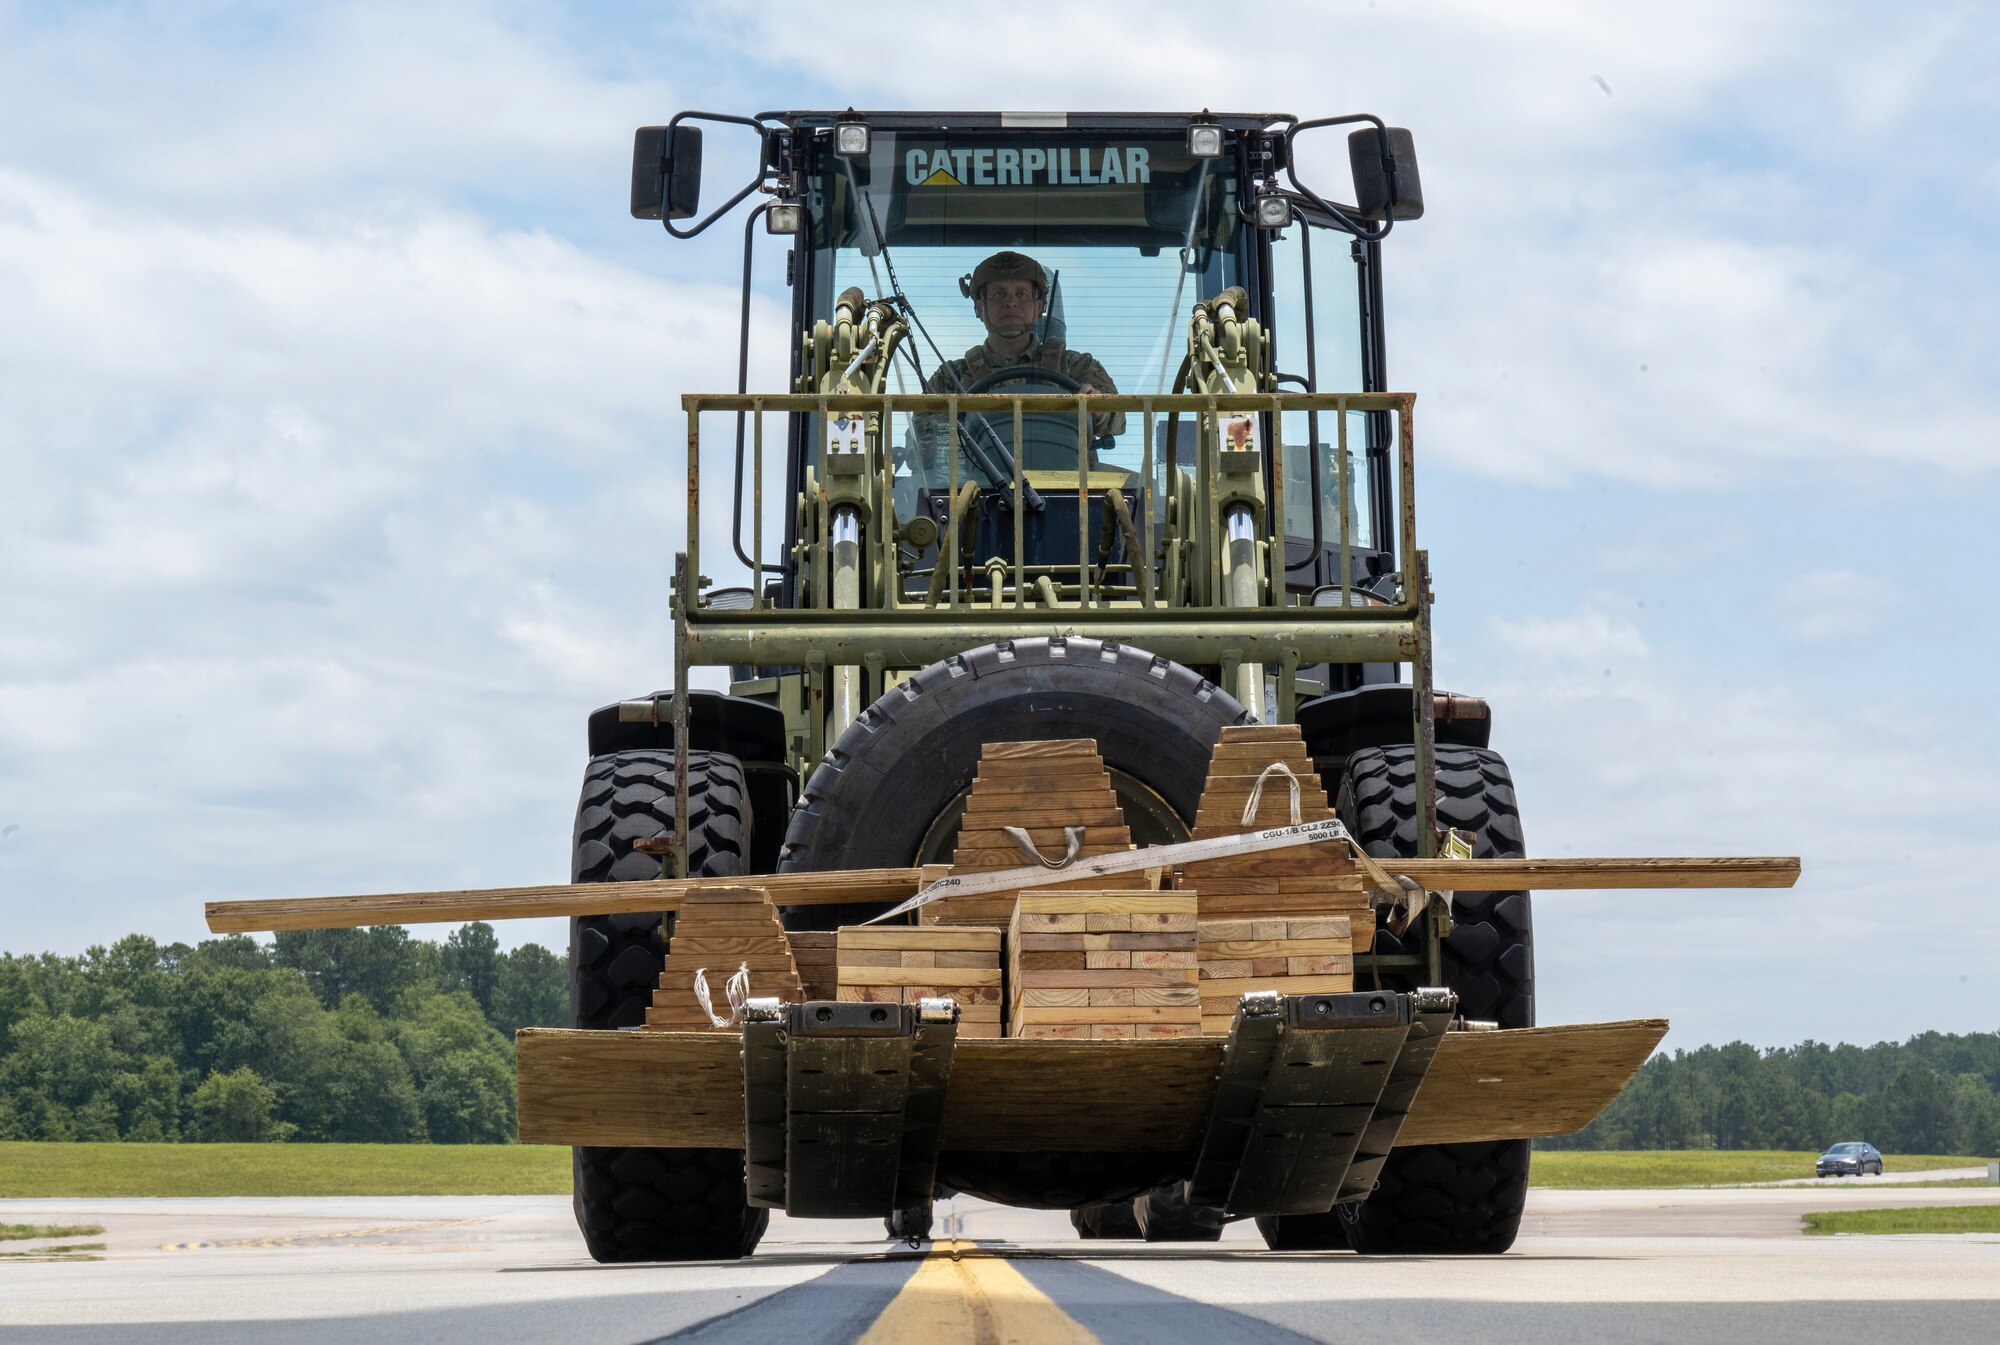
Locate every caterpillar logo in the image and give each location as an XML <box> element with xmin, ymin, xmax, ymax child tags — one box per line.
<box><xmin>905</xmin><ymin>145</ymin><xmax>1153</xmax><ymax>188</ymax></box>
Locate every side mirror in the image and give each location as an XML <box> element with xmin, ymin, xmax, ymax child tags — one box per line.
<box><xmin>631</xmin><ymin>125</ymin><xmax>704</xmax><ymax>221</ymax></box>
<box><xmin>1346</xmin><ymin>127</ymin><xmax>1424</xmax><ymax>222</ymax></box>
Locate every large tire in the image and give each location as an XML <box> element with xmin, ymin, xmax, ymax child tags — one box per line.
<box><xmin>567</xmin><ymin>748</ymin><xmax>769</xmax><ymax>1262</ymax></box>
<box><xmin>885</xmin><ymin>1204</ymin><xmax>934</xmax><ymax>1241</ymax></box>
<box><xmin>777</xmin><ymin>637</ymin><xmax>1249</xmax><ymax>1205</ymax></box>
<box><xmin>778</xmin><ymin>636</ymin><xmax>1249</xmax><ymax>920</ymax></box>
<box><xmin>1071</xmin><ymin>1200</ymin><xmax>1143</xmax><ymax>1240</ymax></box>
<box><xmin>1133</xmin><ymin>1185</ymin><xmax>1226</xmax><ymax>1242</ymax></box>
<box><xmin>1329</xmin><ymin>744</ymin><xmax>1534</xmax><ymax>1255</ymax></box>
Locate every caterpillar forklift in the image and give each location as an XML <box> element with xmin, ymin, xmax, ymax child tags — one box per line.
<box><xmin>559</xmin><ymin>107</ymin><xmax>1561</xmax><ymax>1260</ymax></box>
<box><xmin>192</xmin><ymin>106</ymin><xmax>1794</xmax><ymax>1264</ymax></box>
<box><xmin>388</xmin><ymin>102</ymin><xmax>1799</xmax><ymax>1269</ymax></box>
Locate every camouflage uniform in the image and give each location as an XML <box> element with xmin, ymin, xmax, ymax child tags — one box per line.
<box><xmin>911</xmin><ymin>338</ymin><xmax>1127</xmax><ymax>484</ymax></box>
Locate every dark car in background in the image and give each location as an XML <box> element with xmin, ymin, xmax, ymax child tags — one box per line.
<box><xmin>1816</xmin><ymin>1142</ymin><xmax>1884</xmax><ymax>1177</ymax></box>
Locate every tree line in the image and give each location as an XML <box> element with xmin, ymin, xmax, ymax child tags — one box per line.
<box><xmin>1541</xmin><ymin>1032</ymin><xmax>2000</xmax><ymax>1156</ymax></box>
<box><xmin>7</xmin><ymin>926</ymin><xmax>1997</xmax><ymax>1156</ymax></box>
<box><xmin>0</xmin><ymin>926</ymin><xmax>564</xmax><ymax>1144</ymax></box>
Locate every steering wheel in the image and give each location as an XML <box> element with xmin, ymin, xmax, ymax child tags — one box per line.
<box><xmin>963</xmin><ymin>364</ymin><xmax>1086</xmax><ymax>396</ymax></box>
<box><xmin>957</xmin><ymin>364</ymin><xmax>1116</xmax><ymax>476</ymax></box>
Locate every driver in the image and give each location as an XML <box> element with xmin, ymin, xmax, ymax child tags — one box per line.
<box><xmin>913</xmin><ymin>251</ymin><xmax>1124</xmax><ymax>481</ymax></box>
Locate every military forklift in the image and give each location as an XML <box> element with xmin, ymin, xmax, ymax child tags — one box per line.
<box><xmin>566</xmin><ymin>108</ymin><xmax>1541</xmax><ymax>1260</ymax></box>
<box><xmin>195</xmin><ymin>105</ymin><xmax>1796</xmax><ymax>1264</ymax></box>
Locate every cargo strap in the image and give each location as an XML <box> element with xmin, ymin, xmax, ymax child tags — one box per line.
<box><xmin>1185</xmin><ymin>988</ymin><xmax>1457</xmax><ymax>1217</ymax></box>
<box><xmin>742</xmin><ymin>998</ymin><xmax>960</xmax><ymax>1218</ymax></box>
<box><xmin>866</xmin><ymin>815</ymin><xmax>1415</xmax><ymax>923</ymax></box>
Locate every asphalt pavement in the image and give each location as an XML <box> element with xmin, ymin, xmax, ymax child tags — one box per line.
<box><xmin>3</xmin><ymin>1179</ymin><xmax>1998</xmax><ymax>1344</ymax></box>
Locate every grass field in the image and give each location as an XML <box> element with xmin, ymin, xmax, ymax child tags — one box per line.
<box><xmin>0</xmin><ymin>1143</ymin><xmax>572</xmax><ymax>1198</ymax></box>
<box><xmin>0</xmin><ymin>1221</ymin><xmax>107</xmax><ymax>1263</ymax></box>
<box><xmin>1529</xmin><ymin>1150</ymin><xmax>1988</xmax><ymax>1189</ymax></box>
<box><xmin>2</xmin><ymin>1222</ymin><xmax>102</xmax><ymax>1240</ymax></box>
<box><xmin>0</xmin><ymin>1143</ymin><xmax>1989</xmax><ymax>1198</ymax></box>
<box><xmin>1804</xmin><ymin>1206</ymin><xmax>2000</xmax><ymax>1235</ymax></box>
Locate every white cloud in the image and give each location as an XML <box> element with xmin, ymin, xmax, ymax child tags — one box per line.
<box><xmin>0</xmin><ymin>154</ymin><xmax>779</xmax><ymax>949</ymax></box>
<box><xmin>1489</xmin><ymin>609</ymin><xmax>1651</xmax><ymax>667</ymax></box>
<box><xmin>1768</xmin><ymin>568</ymin><xmax>1877</xmax><ymax>641</ymax></box>
<box><xmin>1459</xmin><ymin>598</ymin><xmax>1999</xmax><ymax>1044</ymax></box>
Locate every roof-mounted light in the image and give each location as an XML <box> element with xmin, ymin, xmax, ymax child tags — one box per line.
<box><xmin>1188</xmin><ymin>124</ymin><xmax>1224</xmax><ymax>159</ymax></box>
<box><xmin>834</xmin><ymin>122</ymin><xmax>870</xmax><ymax>157</ymax></box>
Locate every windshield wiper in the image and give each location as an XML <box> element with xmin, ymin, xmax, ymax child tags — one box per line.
<box><xmin>846</xmin><ymin>161</ymin><xmax>1042</xmax><ymax>510</ymax></box>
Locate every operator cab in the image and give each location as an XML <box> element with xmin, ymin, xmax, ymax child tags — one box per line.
<box><xmin>638</xmin><ymin>111</ymin><xmax>1423</xmax><ymax>634</ymax></box>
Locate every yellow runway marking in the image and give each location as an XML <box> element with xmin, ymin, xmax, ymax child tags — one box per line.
<box><xmin>859</xmin><ymin>1238</ymin><xmax>1098</xmax><ymax>1345</ymax></box>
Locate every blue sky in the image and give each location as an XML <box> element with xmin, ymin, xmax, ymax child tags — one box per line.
<box><xmin>1</xmin><ymin>1</ymin><xmax>1996</xmax><ymax>1049</ymax></box>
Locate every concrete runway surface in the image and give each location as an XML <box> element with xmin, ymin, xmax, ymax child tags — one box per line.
<box><xmin>4</xmin><ymin>1181</ymin><xmax>1999</xmax><ymax>1344</ymax></box>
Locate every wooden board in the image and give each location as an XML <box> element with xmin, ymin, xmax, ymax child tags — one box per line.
<box><xmin>516</xmin><ymin>1018</ymin><xmax>1670</xmax><ymax>1151</ymax></box>
<box><xmin>1176</xmin><ymin>726</ymin><xmax>1371</xmax><ymax>1002</ymax></box>
<box><xmin>787</xmin><ymin>931</ymin><xmax>839</xmax><ymax>1001</ymax></box>
<box><xmin>836</xmin><ymin>924</ymin><xmax>1005</xmax><ymax>1037</ymax></box>
<box><xmin>1007</xmin><ymin>888</ymin><xmax>1201</xmax><ymax>1038</ymax></box>
<box><xmin>646</xmin><ymin>886</ymin><xmax>799</xmax><ymax>1031</ymax></box>
<box><xmin>207</xmin><ymin>858</ymin><xmax>1802</xmax><ymax>933</ymax></box>
<box><xmin>924</xmin><ymin>739</ymin><xmax>1150</xmax><ymax>929</ymax></box>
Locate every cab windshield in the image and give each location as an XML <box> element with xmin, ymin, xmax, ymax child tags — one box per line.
<box><xmin>808</xmin><ymin>131</ymin><xmax>1250</xmax><ymax>479</ymax></box>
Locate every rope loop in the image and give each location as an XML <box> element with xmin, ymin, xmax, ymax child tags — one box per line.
<box><xmin>692</xmin><ymin>963</ymin><xmax>753</xmax><ymax>1028</ymax></box>
<box><xmin>1242</xmin><ymin>761</ymin><xmax>1303</xmax><ymax>827</ymax></box>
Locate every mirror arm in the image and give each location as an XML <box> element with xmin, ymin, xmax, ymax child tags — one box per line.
<box><xmin>1282</xmin><ymin>113</ymin><xmax>1394</xmax><ymax>243</ymax></box>
<box><xmin>662</xmin><ymin>110</ymin><xmax>781</xmax><ymax>240</ymax></box>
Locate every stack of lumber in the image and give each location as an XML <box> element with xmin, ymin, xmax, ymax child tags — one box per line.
<box><xmin>645</xmin><ymin>885</ymin><xmax>801</xmax><ymax>1031</ymax></box>
<box><xmin>836</xmin><ymin>926</ymin><xmax>1003</xmax><ymax>1037</ymax></box>
<box><xmin>1177</xmin><ymin>724</ymin><xmax>1374</xmax><ymax>954</ymax></box>
<box><xmin>920</xmin><ymin>740</ymin><xmax>1150</xmax><ymax>928</ymax></box>
<box><xmin>788</xmin><ymin>931</ymin><xmax>838</xmax><ymax>1001</ymax></box>
<box><xmin>1197</xmin><ymin>916</ymin><xmax>1356</xmax><ymax>1034</ymax></box>
<box><xmin>1006</xmin><ymin>890</ymin><xmax>1200</xmax><ymax>1039</ymax></box>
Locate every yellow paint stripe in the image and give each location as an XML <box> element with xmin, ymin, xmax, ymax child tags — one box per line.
<box><xmin>858</xmin><ymin>1238</ymin><xmax>1099</xmax><ymax>1345</ymax></box>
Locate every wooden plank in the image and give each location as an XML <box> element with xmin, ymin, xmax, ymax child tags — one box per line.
<box><xmin>1012</xmin><ymin>1005</ymin><xmax>1197</xmax><ymax>1024</ymax></box>
<box><xmin>837</xmin><ymin>967</ymin><xmax>1001</xmax><ymax>988</ymax></box>
<box><xmin>836</xmin><ymin>928</ymin><xmax>1000</xmax><ymax>951</ymax></box>
<box><xmin>842</xmin><ymin>985</ymin><xmax>1002</xmax><ymax>1006</ymax></box>
<box><xmin>1198</xmin><ymin>938</ymin><xmax>1353</xmax><ymax>958</ymax></box>
<box><xmin>1398</xmin><ymin>857</ymin><xmax>1801</xmax><ymax>890</ymax></box>
<box><xmin>936</xmin><ymin>950</ymin><xmax>999</xmax><ymax>968</ymax></box>
<box><xmin>1183</xmin><ymin>875</ymin><xmax>1368</xmax><ymax>894</ymax></box>
<box><xmin>1213</xmin><ymin>724</ymin><xmax>1307</xmax><ymax>743</ymax></box>
<box><xmin>210</xmin><ymin>856</ymin><xmax>1801</xmax><ymax>934</ymax></box>
<box><xmin>1195</xmin><ymin>973</ymin><xmax>1353</xmax><ymax>997</ymax></box>
<box><xmin>1011</xmin><ymin>969</ymin><xmax>1196</xmax><ymax>989</ymax></box>
<box><xmin>1016</xmin><ymin>892</ymin><xmax>1196</xmax><ymax>914</ymax></box>
<box><xmin>958</xmin><ymin>806</ymin><xmax>1132</xmax><ymax>829</ymax></box>
<box><xmin>661</xmin><ymin>956</ymin><xmax>799</xmax><ymax>972</ymax></box>
<box><xmin>518</xmin><ymin>1019</ymin><xmax>1666</xmax><ymax>1150</ymax></box>
<box><xmin>1397</xmin><ymin>1021</ymin><xmax>1669</xmax><ymax>1145</ymax></box>
<box><xmin>980</xmin><ymin>738</ymin><xmax>1100</xmax><ymax>759</ymax></box>
<box><xmin>204</xmin><ymin>867</ymin><xmax>924</xmax><ymax>933</ymax></box>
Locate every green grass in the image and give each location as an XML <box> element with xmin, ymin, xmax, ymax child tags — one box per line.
<box><xmin>0</xmin><ymin>1143</ymin><xmax>1986</xmax><ymax>1199</ymax></box>
<box><xmin>0</xmin><ymin>1143</ymin><xmax>572</xmax><ymax>1198</ymax></box>
<box><xmin>1530</xmin><ymin>1150</ymin><xmax>1990</xmax><ymax>1189</ymax></box>
<box><xmin>0</xmin><ymin>1245</ymin><xmax>105</xmax><ymax>1261</ymax></box>
<box><xmin>1804</xmin><ymin>1206</ymin><xmax>2000</xmax><ymax>1236</ymax></box>
<box><xmin>1</xmin><ymin>1222</ymin><xmax>103</xmax><ymax>1241</ymax></box>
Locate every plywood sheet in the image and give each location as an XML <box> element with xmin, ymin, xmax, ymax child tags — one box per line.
<box><xmin>517</xmin><ymin>1018</ymin><xmax>1667</xmax><ymax>1151</ymax></box>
